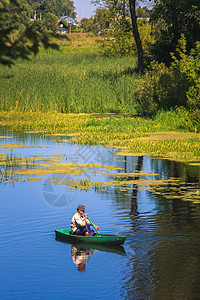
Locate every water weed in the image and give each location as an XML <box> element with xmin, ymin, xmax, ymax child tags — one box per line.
<box><xmin>0</xmin><ymin>111</ymin><xmax>200</xmax><ymax>163</ymax></box>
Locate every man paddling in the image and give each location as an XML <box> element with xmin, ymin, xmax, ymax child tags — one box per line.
<box><xmin>70</xmin><ymin>205</ymin><xmax>99</xmax><ymax>236</ymax></box>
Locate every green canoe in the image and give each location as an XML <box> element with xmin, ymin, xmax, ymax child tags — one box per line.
<box><xmin>55</xmin><ymin>229</ymin><xmax>127</xmax><ymax>245</ymax></box>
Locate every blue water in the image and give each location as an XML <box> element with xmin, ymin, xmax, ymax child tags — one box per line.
<box><xmin>0</xmin><ymin>128</ymin><xmax>200</xmax><ymax>299</ymax></box>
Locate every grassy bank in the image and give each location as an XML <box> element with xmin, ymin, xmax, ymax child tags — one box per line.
<box><xmin>1</xmin><ymin>36</ymin><xmax>200</xmax><ymax>164</ymax></box>
<box><xmin>0</xmin><ymin>37</ymin><xmax>138</xmax><ymax>114</ymax></box>
<box><xmin>0</xmin><ymin>111</ymin><xmax>200</xmax><ymax>164</ymax></box>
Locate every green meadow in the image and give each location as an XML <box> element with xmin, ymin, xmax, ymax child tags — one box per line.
<box><xmin>0</xmin><ymin>36</ymin><xmax>138</xmax><ymax>114</ymax></box>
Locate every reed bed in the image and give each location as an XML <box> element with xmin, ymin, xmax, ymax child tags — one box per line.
<box><xmin>0</xmin><ymin>50</ymin><xmax>138</xmax><ymax>113</ymax></box>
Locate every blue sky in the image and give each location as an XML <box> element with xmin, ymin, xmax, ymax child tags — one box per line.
<box><xmin>74</xmin><ymin>0</ymin><xmax>96</xmax><ymax>18</ymax></box>
<box><xmin>73</xmin><ymin>1</ymin><xmax>152</xmax><ymax>18</ymax></box>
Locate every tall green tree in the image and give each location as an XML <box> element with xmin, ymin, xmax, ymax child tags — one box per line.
<box><xmin>129</xmin><ymin>0</ymin><xmax>144</xmax><ymax>74</ymax></box>
<box><xmin>0</xmin><ymin>0</ymin><xmax>59</xmax><ymax>66</ymax></box>
<box><xmin>80</xmin><ymin>17</ymin><xmax>97</xmax><ymax>33</ymax></box>
<box><xmin>27</xmin><ymin>0</ymin><xmax>76</xmax><ymax>18</ymax></box>
<box><xmin>92</xmin><ymin>0</ymin><xmax>145</xmax><ymax>74</ymax></box>
<box><xmin>150</xmin><ymin>0</ymin><xmax>200</xmax><ymax>65</ymax></box>
<box><xmin>62</xmin><ymin>0</ymin><xmax>76</xmax><ymax>17</ymax></box>
<box><xmin>94</xmin><ymin>7</ymin><xmax>111</xmax><ymax>35</ymax></box>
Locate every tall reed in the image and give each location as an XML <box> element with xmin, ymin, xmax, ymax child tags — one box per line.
<box><xmin>0</xmin><ymin>51</ymin><xmax>138</xmax><ymax>114</ymax></box>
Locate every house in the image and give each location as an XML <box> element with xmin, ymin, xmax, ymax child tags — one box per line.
<box><xmin>58</xmin><ymin>16</ymin><xmax>78</xmax><ymax>34</ymax></box>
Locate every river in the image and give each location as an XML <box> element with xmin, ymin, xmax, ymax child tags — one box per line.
<box><xmin>0</xmin><ymin>128</ymin><xmax>200</xmax><ymax>300</ymax></box>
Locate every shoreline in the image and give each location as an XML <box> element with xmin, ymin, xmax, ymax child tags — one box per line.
<box><xmin>0</xmin><ymin>111</ymin><xmax>200</xmax><ymax>165</ymax></box>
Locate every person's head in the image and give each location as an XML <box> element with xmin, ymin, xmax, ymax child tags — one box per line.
<box><xmin>77</xmin><ymin>262</ymin><xmax>86</xmax><ymax>272</ymax></box>
<box><xmin>77</xmin><ymin>204</ymin><xmax>85</xmax><ymax>215</ymax></box>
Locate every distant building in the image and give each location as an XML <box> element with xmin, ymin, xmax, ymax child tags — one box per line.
<box><xmin>58</xmin><ymin>16</ymin><xmax>78</xmax><ymax>34</ymax></box>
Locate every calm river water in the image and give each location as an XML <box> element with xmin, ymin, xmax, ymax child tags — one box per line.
<box><xmin>0</xmin><ymin>128</ymin><xmax>200</xmax><ymax>300</ymax></box>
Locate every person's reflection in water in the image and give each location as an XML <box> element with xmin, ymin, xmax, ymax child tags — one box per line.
<box><xmin>71</xmin><ymin>245</ymin><xmax>97</xmax><ymax>272</ymax></box>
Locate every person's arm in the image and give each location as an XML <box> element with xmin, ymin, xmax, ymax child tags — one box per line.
<box><xmin>86</xmin><ymin>217</ymin><xmax>100</xmax><ymax>230</ymax></box>
<box><xmin>84</xmin><ymin>213</ymin><xmax>88</xmax><ymax>224</ymax></box>
<box><xmin>84</xmin><ymin>215</ymin><xmax>100</xmax><ymax>230</ymax></box>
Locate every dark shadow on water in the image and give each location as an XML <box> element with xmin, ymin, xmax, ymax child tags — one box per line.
<box><xmin>55</xmin><ymin>235</ymin><xmax>126</xmax><ymax>256</ymax></box>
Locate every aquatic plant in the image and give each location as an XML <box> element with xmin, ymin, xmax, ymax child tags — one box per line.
<box><xmin>0</xmin><ymin>51</ymin><xmax>138</xmax><ymax>114</ymax></box>
<box><xmin>0</xmin><ymin>153</ymin><xmax>36</xmax><ymax>182</ymax></box>
<box><xmin>0</xmin><ymin>111</ymin><xmax>200</xmax><ymax>163</ymax></box>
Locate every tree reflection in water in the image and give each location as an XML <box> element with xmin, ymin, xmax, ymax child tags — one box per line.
<box><xmin>118</xmin><ymin>155</ymin><xmax>200</xmax><ymax>299</ymax></box>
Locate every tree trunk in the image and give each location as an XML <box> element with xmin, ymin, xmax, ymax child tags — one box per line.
<box><xmin>129</xmin><ymin>0</ymin><xmax>144</xmax><ymax>75</ymax></box>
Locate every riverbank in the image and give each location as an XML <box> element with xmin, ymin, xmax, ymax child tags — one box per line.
<box><xmin>0</xmin><ymin>111</ymin><xmax>200</xmax><ymax>164</ymax></box>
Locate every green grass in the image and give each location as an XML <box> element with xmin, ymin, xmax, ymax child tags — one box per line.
<box><xmin>0</xmin><ymin>44</ymin><xmax>138</xmax><ymax>113</ymax></box>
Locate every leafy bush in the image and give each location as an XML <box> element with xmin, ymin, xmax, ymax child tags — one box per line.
<box><xmin>134</xmin><ymin>61</ymin><xmax>179</xmax><ymax>113</ymax></box>
<box><xmin>173</xmin><ymin>40</ymin><xmax>200</xmax><ymax>111</ymax></box>
<box><xmin>134</xmin><ymin>37</ymin><xmax>200</xmax><ymax>115</ymax></box>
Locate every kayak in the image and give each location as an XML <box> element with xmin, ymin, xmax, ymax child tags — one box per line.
<box><xmin>55</xmin><ymin>229</ymin><xmax>127</xmax><ymax>245</ymax></box>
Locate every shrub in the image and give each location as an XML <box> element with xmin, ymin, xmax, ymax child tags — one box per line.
<box><xmin>134</xmin><ymin>61</ymin><xmax>178</xmax><ymax>113</ymax></box>
<box><xmin>134</xmin><ymin>37</ymin><xmax>200</xmax><ymax>115</ymax></box>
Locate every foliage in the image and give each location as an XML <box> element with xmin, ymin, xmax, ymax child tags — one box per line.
<box><xmin>134</xmin><ymin>36</ymin><xmax>200</xmax><ymax>119</ymax></box>
<box><xmin>101</xmin><ymin>18</ymin><xmax>136</xmax><ymax>56</ymax></box>
<box><xmin>0</xmin><ymin>0</ymin><xmax>60</xmax><ymax>66</ymax></box>
<box><xmin>28</xmin><ymin>0</ymin><xmax>76</xmax><ymax>18</ymax></box>
<box><xmin>93</xmin><ymin>7</ymin><xmax>111</xmax><ymax>35</ymax></box>
<box><xmin>92</xmin><ymin>0</ymin><xmax>145</xmax><ymax>73</ymax></box>
<box><xmin>43</xmin><ymin>12</ymin><xmax>58</xmax><ymax>32</ymax></box>
<box><xmin>137</xmin><ymin>19</ymin><xmax>154</xmax><ymax>55</ymax></box>
<box><xmin>92</xmin><ymin>0</ymin><xmax>130</xmax><ymax>16</ymax></box>
<box><xmin>91</xmin><ymin>6</ymin><xmax>152</xmax><ymax>56</ymax></box>
<box><xmin>171</xmin><ymin>37</ymin><xmax>200</xmax><ymax>111</ymax></box>
<box><xmin>134</xmin><ymin>61</ymin><xmax>176</xmax><ymax>113</ymax></box>
<box><xmin>136</xmin><ymin>6</ymin><xmax>150</xmax><ymax>18</ymax></box>
<box><xmin>150</xmin><ymin>0</ymin><xmax>200</xmax><ymax>65</ymax></box>
<box><xmin>62</xmin><ymin>0</ymin><xmax>76</xmax><ymax>17</ymax></box>
<box><xmin>80</xmin><ymin>18</ymin><xmax>98</xmax><ymax>34</ymax></box>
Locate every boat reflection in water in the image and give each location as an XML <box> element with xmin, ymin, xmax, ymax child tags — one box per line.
<box><xmin>56</xmin><ymin>235</ymin><xmax>126</xmax><ymax>272</ymax></box>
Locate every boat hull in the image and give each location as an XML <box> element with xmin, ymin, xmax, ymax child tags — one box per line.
<box><xmin>55</xmin><ymin>229</ymin><xmax>127</xmax><ymax>245</ymax></box>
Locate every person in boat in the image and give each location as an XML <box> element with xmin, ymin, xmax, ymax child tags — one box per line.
<box><xmin>70</xmin><ymin>204</ymin><xmax>99</xmax><ymax>236</ymax></box>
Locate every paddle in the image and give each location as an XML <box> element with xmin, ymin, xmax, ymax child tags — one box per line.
<box><xmin>87</xmin><ymin>216</ymin><xmax>100</xmax><ymax>234</ymax></box>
